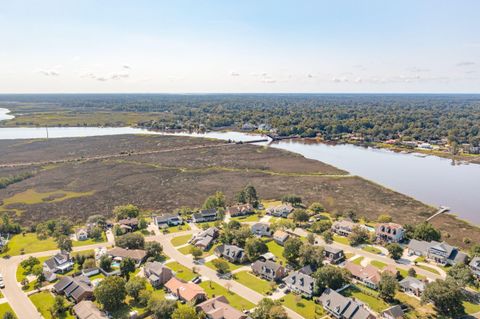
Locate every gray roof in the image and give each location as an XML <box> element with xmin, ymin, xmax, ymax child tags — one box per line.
<box><xmin>53</xmin><ymin>276</ymin><xmax>73</xmax><ymax>291</ymax></box>
<box><xmin>154</xmin><ymin>213</ymin><xmax>180</xmax><ymax>223</ymax></box>
<box><xmin>251</xmin><ymin>223</ymin><xmax>270</xmax><ymax>232</ymax></box>
<box><xmin>399</xmin><ymin>276</ymin><xmax>425</xmax><ymax>291</ymax></box>
<box><xmin>283</xmin><ymin>271</ymin><xmax>315</xmax><ymax>295</ymax></box>
<box><xmin>407</xmin><ymin>239</ymin><xmax>431</xmax><ymax>254</ymax></box>
<box><xmin>382</xmin><ymin>305</ymin><xmax>405</xmax><ymax>318</ymax></box>
<box><xmin>215</xmin><ymin>244</ymin><xmax>244</xmax><ymax>260</ymax></box>
<box><xmin>54</xmin><ymin>275</ymin><xmax>93</xmax><ymax>301</ymax></box>
<box><xmin>470</xmin><ymin>256</ymin><xmax>480</xmax><ymax>268</ymax></box>
<box><xmin>73</xmin><ymin>300</ymin><xmax>108</xmax><ymax>319</ymax></box>
<box><xmin>318</xmin><ymin>288</ymin><xmax>373</xmax><ymax>319</ymax></box>
<box><xmin>144</xmin><ymin>261</ymin><xmax>165</xmax><ymax>274</ymax></box>
<box><xmin>324</xmin><ymin>245</ymin><xmax>343</xmax><ymax>254</ymax></box>
<box><xmin>252</xmin><ymin>260</ymin><xmax>283</xmax><ymax>273</ymax></box>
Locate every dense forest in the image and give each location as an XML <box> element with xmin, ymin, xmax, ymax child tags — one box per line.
<box><xmin>1</xmin><ymin>94</ymin><xmax>480</xmax><ymax>145</ymax></box>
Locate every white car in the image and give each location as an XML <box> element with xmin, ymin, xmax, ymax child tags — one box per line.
<box><xmin>0</xmin><ymin>274</ymin><xmax>5</xmax><ymax>288</ymax></box>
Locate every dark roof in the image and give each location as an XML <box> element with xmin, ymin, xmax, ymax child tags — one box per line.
<box><xmin>298</xmin><ymin>265</ymin><xmax>317</xmax><ymax>276</ymax></box>
<box><xmin>382</xmin><ymin>305</ymin><xmax>405</xmax><ymax>318</ymax></box>
<box><xmin>215</xmin><ymin>244</ymin><xmax>244</xmax><ymax>260</ymax></box>
<box><xmin>53</xmin><ymin>276</ymin><xmax>73</xmax><ymax>291</ymax></box>
<box><xmin>283</xmin><ymin>271</ymin><xmax>315</xmax><ymax>295</ymax></box>
<box><xmin>107</xmin><ymin>247</ymin><xmax>147</xmax><ymax>261</ymax></box>
<box><xmin>318</xmin><ymin>288</ymin><xmax>374</xmax><ymax>319</ymax></box>
<box><xmin>251</xmin><ymin>260</ymin><xmax>283</xmax><ymax>274</ymax></box>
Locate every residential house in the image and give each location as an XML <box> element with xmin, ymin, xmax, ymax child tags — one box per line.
<box><xmin>190</xmin><ymin>227</ymin><xmax>219</xmax><ymax>250</ymax></box>
<box><xmin>75</xmin><ymin>228</ymin><xmax>89</xmax><ymax>241</ymax></box>
<box><xmin>332</xmin><ymin>220</ymin><xmax>356</xmax><ymax>237</ymax></box>
<box><xmin>73</xmin><ymin>300</ymin><xmax>108</xmax><ymax>319</ymax></box>
<box><xmin>43</xmin><ymin>251</ymin><xmax>74</xmax><ymax>278</ymax></box>
<box><xmin>273</xmin><ymin>230</ymin><xmax>289</xmax><ymax>246</ymax></box>
<box><xmin>375</xmin><ymin>223</ymin><xmax>405</xmax><ymax>243</ymax></box>
<box><xmin>398</xmin><ymin>276</ymin><xmax>426</xmax><ymax>297</ymax></box>
<box><xmin>258</xmin><ymin>252</ymin><xmax>276</xmax><ymax>262</ymax></box>
<box><xmin>251</xmin><ymin>260</ymin><xmax>286</xmax><ymax>281</ymax></box>
<box><xmin>214</xmin><ymin>244</ymin><xmax>246</xmax><ymax>264</ymax></box>
<box><xmin>227</xmin><ymin>204</ymin><xmax>254</xmax><ymax>217</ymax></box>
<box><xmin>165</xmin><ymin>277</ymin><xmax>206</xmax><ymax>304</ymax></box>
<box><xmin>82</xmin><ymin>267</ymin><xmax>100</xmax><ymax>277</ymax></box>
<box><xmin>251</xmin><ymin>223</ymin><xmax>272</xmax><ymax>237</ymax></box>
<box><xmin>117</xmin><ymin>217</ymin><xmax>139</xmax><ymax>232</ymax></box>
<box><xmin>266</xmin><ymin>204</ymin><xmax>294</xmax><ymax>218</ymax></box>
<box><xmin>196</xmin><ymin>296</ymin><xmax>250</xmax><ymax>319</ymax></box>
<box><xmin>53</xmin><ymin>275</ymin><xmax>94</xmax><ymax>303</ymax></box>
<box><xmin>192</xmin><ymin>209</ymin><xmax>219</xmax><ymax>223</ymax></box>
<box><xmin>469</xmin><ymin>257</ymin><xmax>480</xmax><ymax>278</ymax></box>
<box><xmin>153</xmin><ymin>213</ymin><xmax>183</xmax><ymax>229</ymax></box>
<box><xmin>283</xmin><ymin>270</ymin><xmax>315</xmax><ymax>298</ymax></box>
<box><xmin>318</xmin><ymin>288</ymin><xmax>376</xmax><ymax>319</ymax></box>
<box><xmin>323</xmin><ymin>246</ymin><xmax>345</xmax><ymax>264</ymax></box>
<box><xmin>107</xmin><ymin>247</ymin><xmax>147</xmax><ymax>267</ymax></box>
<box><xmin>407</xmin><ymin>239</ymin><xmax>467</xmax><ymax>265</ymax></box>
<box><xmin>298</xmin><ymin>265</ymin><xmax>317</xmax><ymax>276</ymax></box>
<box><xmin>344</xmin><ymin>262</ymin><xmax>381</xmax><ymax>289</ymax></box>
<box><xmin>144</xmin><ymin>261</ymin><xmax>173</xmax><ymax>287</ymax></box>
<box><xmin>381</xmin><ymin>305</ymin><xmax>405</xmax><ymax>319</ymax></box>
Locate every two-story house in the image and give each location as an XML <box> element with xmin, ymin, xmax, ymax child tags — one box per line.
<box><xmin>375</xmin><ymin>223</ymin><xmax>405</xmax><ymax>243</ymax></box>
<box><xmin>318</xmin><ymin>288</ymin><xmax>376</xmax><ymax>319</ymax></box>
<box><xmin>251</xmin><ymin>260</ymin><xmax>286</xmax><ymax>282</ymax></box>
<box><xmin>251</xmin><ymin>222</ymin><xmax>272</xmax><ymax>237</ymax></box>
<box><xmin>192</xmin><ymin>209</ymin><xmax>219</xmax><ymax>223</ymax></box>
<box><xmin>323</xmin><ymin>246</ymin><xmax>345</xmax><ymax>264</ymax></box>
<box><xmin>226</xmin><ymin>204</ymin><xmax>254</xmax><ymax>217</ymax></box>
<box><xmin>214</xmin><ymin>244</ymin><xmax>246</xmax><ymax>264</ymax></box>
<box><xmin>408</xmin><ymin>239</ymin><xmax>467</xmax><ymax>265</ymax></box>
<box><xmin>283</xmin><ymin>270</ymin><xmax>315</xmax><ymax>298</ymax></box>
<box><xmin>266</xmin><ymin>204</ymin><xmax>294</xmax><ymax>218</ymax></box>
<box><xmin>144</xmin><ymin>261</ymin><xmax>173</xmax><ymax>287</ymax></box>
<box><xmin>153</xmin><ymin>213</ymin><xmax>183</xmax><ymax>229</ymax></box>
<box><xmin>469</xmin><ymin>257</ymin><xmax>480</xmax><ymax>278</ymax></box>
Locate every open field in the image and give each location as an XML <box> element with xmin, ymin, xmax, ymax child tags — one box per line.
<box><xmin>234</xmin><ymin>271</ymin><xmax>274</xmax><ymax>295</ymax></box>
<box><xmin>0</xmin><ymin>134</ymin><xmax>478</xmax><ymax>248</ymax></box>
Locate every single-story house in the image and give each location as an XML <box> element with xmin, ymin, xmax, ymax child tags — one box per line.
<box><xmin>117</xmin><ymin>217</ymin><xmax>139</xmax><ymax>232</ymax></box>
<box><xmin>227</xmin><ymin>204</ymin><xmax>254</xmax><ymax>217</ymax></box>
<box><xmin>73</xmin><ymin>300</ymin><xmax>108</xmax><ymax>319</ymax></box>
<box><xmin>144</xmin><ymin>261</ymin><xmax>173</xmax><ymax>287</ymax></box>
<box><xmin>344</xmin><ymin>262</ymin><xmax>381</xmax><ymax>289</ymax></box>
<box><xmin>398</xmin><ymin>276</ymin><xmax>426</xmax><ymax>297</ymax></box>
<box><xmin>192</xmin><ymin>209</ymin><xmax>219</xmax><ymax>223</ymax></box>
<box><xmin>331</xmin><ymin>219</ymin><xmax>357</xmax><ymax>237</ymax></box>
<box><xmin>407</xmin><ymin>239</ymin><xmax>467</xmax><ymax>266</ymax></box>
<box><xmin>75</xmin><ymin>228</ymin><xmax>89</xmax><ymax>241</ymax></box>
<box><xmin>165</xmin><ymin>277</ymin><xmax>206</xmax><ymax>304</ymax></box>
<box><xmin>381</xmin><ymin>305</ymin><xmax>405</xmax><ymax>319</ymax></box>
<box><xmin>107</xmin><ymin>247</ymin><xmax>147</xmax><ymax>267</ymax></box>
<box><xmin>53</xmin><ymin>275</ymin><xmax>94</xmax><ymax>303</ymax></box>
<box><xmin>266</xmin><ymin>204</ymin><xmax>294</xmax><ymax>218</ymax></box>
<box><xmin>82</xmin><ymin>267</ymin><xmax>100</xmax><ymax>277</ymax></box>
<box><xmin>318</xmin><ymin>288</ymin><xmax>376</xmax><ymax>319</ymax></box>
<box><xmin>196</xmin><ymin>295</ymin><xmax>250</xmax><ymax>319</ymax></box>
<box><xmin>273</xmin><ymin>230</ymin><xmax>289</xmax><ymax>246</ymax></box>
<box><xmin>323</xmin><ymin>246</ymin><xmax>345</xmax><ymax>264</ymax></box>
<box><xmin>251</xmin><ymin>260</ymin><xmax>286</xmax><ymax>281</ymax></box>
<box><xmin>251</xmin><ymin>223</ymin><xmax>272</xmax><ymax>237</ymax></box>
<box><xmin>470</xmin><ymin>257</ymin><xmax>480</xmax><ymax>278</ymax></box>
<box><xmin>43</xmin><ymin>251</ymin><xmax>74</xmax><ymax>277</ymax></box>
<box><xmin>214</xmin><ymin>244</ymin><xmax>246</xmax><ymax>264</ymax></box>
<box><xmin>375</xmin><ymin>223</ymin><xmax>405</xmax><ymax>243</ymax></box>
<box><xmin>189</xmin><ymin>227</ymin><xmax>219</xmax><ymax>250</ymax></box>
<box><xmin>153</xmin><ymin>213</ymin><xmax>183</xmax><ymax>228</ymax></box>
<box><xmin>283</xmin><ymin>270</ymin><xmax>315</xmax><ymax>298</ymax></box>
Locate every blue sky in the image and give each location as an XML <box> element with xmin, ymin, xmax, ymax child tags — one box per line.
<box><xmin>1</xmin><ymin>0</ymin><xmax>479</xmax><ymax>93</ymax></box>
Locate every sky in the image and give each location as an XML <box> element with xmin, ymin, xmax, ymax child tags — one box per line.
<box><xmin>1</xmin><ymin>0</ymin><xmax>480</xmax><ymax>93</ymax></box>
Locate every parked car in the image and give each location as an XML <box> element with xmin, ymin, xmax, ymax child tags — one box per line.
<box><xmin>191</xmin><ymin>276</ymin><xmax>202</xmax><ymax>284</ymax></box>
<box><xmin>0</xmin><ymin>274</ymin><xmax>5</xmax><ymax>288</ymax></box>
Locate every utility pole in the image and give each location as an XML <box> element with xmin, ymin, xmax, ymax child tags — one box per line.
<box><xmin>45</xmin><ymin>126</ymin><xmax>49</xmax><ymax>139</ymax></box>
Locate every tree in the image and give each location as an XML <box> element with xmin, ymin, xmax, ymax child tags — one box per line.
<box><xmin>116</xmin><ymin>232</ymin><xmax>145</xmax><ymax>249</ymax></box>
<box><xmin>99</xmin><ymin>255</ymin><xmax>112</xmax><ymax>271</ymax></box>
<box><xmin>386</xmin><ymin>243</ymin><xmax>403</xmax><ymax>260</ymax></box>
<box><xmin>292</xmin><ymin>209</ymin><xmax>309</xmax><ymax>223</ymax></box>
<box><xmin>87</xmin><ymin>214</ymin><xmax>107</xmax><ymax>228</ymax></box>
<box><xmin>20</xmin><ymin>256</ymin><xmax>40</xmax><ymax>273</ymax></box>
<box><xmin>50</xmin><ymin>295</ymin><xmax>68</xmax><ymax>317</ymax></box>
<box><xmin>138</xmin><ymin>218</ymin><xmax>148</xmax><ymax>230</ymax></box>
<box><xmin>126</xmin><ymin>277</ymin><xmax>147</xmax><ymax>301</ymax></box>
<box><xmin>311</xmin><ymin>220</ymin><xmax>332</xmax><ymax>234</ymax></box>
<box><xmin>281</xmin><ymin>194</ymin><xmax>302</xmax><ymax>206</ymax></box>
<box><xmin>120</xmin><ymin>257</ymin><xmax>136</xmax><ymax>280</ymax></box>
<box><xmin>283</xmin><ymin>237</ymin><xmax>303</xmax><ymax>264</ymax></box>
<box><xmin>407</xmin><ymin>268</ymin><xmax>416</xmax><ymax>278</ymax></box>
<box><xmin>2</xmin><ymin>312</ymin><xmax>15</xmax><ymax>319</ymax></box>
<box><xmin>470</xmin><ymin>244</ymin><xmax>480</xmax><ymax>257</ymax></box>
<box><xmin>171</xmin><ymin>304</ymin><xmax>197</xmax><ymax>319</ymax></box>
<box><xmin>309</xmin><ymin>202</ymin><xmax>325</xmax><ymax>213</ymax></box>
<box><xmin>211</xmin><ymin>259</ymin><xmax>230</xmax><ymax>274</ymax></box>
<box><xmin>236</xmin><ymin>185</ymin><xmax>259</xmax><ymax>207</ymax></box>
<box><xmin>322</xmin><ymin>230</ymin><xmax>333</xmax><ymax>244</ymax></box>
<box><xmin>138</xmin><ymin>289</ymin><xmax>152</xmax><ymax>307</ymax></box>
<box><xmin>83</xmin><ymin>258</ymin><xmax>96</xmax><ymax>269</ymax></box>
<box><xmin>314</xmin><ymin>265</ymin><xmax>349</xmax><ymax>293</ymax></box>
<box><xmin>148</xmin><ymin>294</ymin><xmax>177</xmax><ymax>319</ymax></box>
<box><xmin>203</xmin><ymin>192</ymin><xmax>225</xmax><ymax>209</ymax></box>
<box><xmin>56</xmin><ymin>235</ymin><xmax>72</xmax><ymax>252</ymax></box>
<box><xmin>298</xmin><ymin>244</ymin><xmax>324</xmax><ymax>269</ymax></box>
<box><xmin>245</xmin><ymin>237</ymin><xmax>268</xmax><ymax>261</ymax></box>
<box><xmin>270</xmin><ymin>219</ymin><xmax>296</xmax><ymax>232</ymax></box>
<box><xmin>251</xmin><ymin>298</ymin><xmax>287</xmax><ymax>319</ymax></box>
<box><xmin>447</xmin><ymin>263</ymin><xmax>475</xmax><ymax>287</ymax></box>
<box><xmin>413</xmin><ymin>222</ymin><xmax>441</xmax><ymax>242</ymax></box>
<box><xmin>421</xmin><ymin>279</ymin><xmax>464</xmax><ymax>317</ymax></box>
<box><xmin>348</xmin><ymin>226</ymin><xmax>369</xmax><ymax>246</ymax></box>
<box><xmin>145</xmin><ymin>241</ymin><xmax>163</xmax><ymax>260</ymax></box>
<box><xmin>307</xmin><ymin>233</ymin><xmax>315</xmax><ymax>245</ymax></box>
<box><xmin>191</xmin><ymin>246</ymin><xmax>203</xmax><ymax>260</ymax></box>
<box><xmin>94</xmin><ymin>276</ymin><xmax>127</xmax><ymax>311</ymax></box>
<box><xmin>377</xmin><ymin>214</ymin><xmax>393</xmax><ymax>223</ymax></box>
<box><xmin>113</xmin><ymin>204</ymin><xmax>140</xmax><ymax>220</ymax></box>
<box><xmin>378</xmin><ymin>273</ymin><xmax>398</xmax><ymax>301</ymax></box>
<box><xmin>88</xmin><ymin>226</ymin><xmax>103</xmax><ymax>241</ymax></box>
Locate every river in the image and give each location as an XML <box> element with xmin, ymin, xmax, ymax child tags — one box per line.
<box><xmin>1</xmin><ymin>109</ymin><xmax>479</xmax><ymax>224</ymax></box>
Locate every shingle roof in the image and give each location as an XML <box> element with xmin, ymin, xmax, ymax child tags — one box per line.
<box><xmin>73</xmin><ymin>300</ymin><xmax>108</xmax><ymax>319</ymax></box>
<box><xmin>283</xmin><ymin>271</ymin><xmax>315</xmax><ymax>295</ymax></box>
<box><xmin>165</xmin><ymin>277</ymin><xmax>205</xmax><ymax>302</ymax></box>
<box><xmin>196</xmin><ymin>296</ymin><xmax>248</xmax><ymax>319</ymax></box>
<box><xmin>251</xmin><ymin>260</ymin><xmax>283</xmax><ymax>274</ymax></box>
<box><xmin>107</xmin><ymin>247</ymin><xmax>147</xmax><ymax>261</ymax></box>
<box><xmin>318</xmin><ymin>288</ymin><xmax>374</xmax><ymax>319</ymax></box>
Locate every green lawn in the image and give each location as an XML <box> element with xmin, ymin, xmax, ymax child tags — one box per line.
<box><xmin>370</xmin><ymin>260</ymin><xmax>387</xmax><ymax>269</ymax></box>
<box><xmin>2</xmin><ymin>233</ymin><xmax>57</xmax><ymax>256</ymax></box>
<box><xmin>280</xmin><ymin>293</ymin><xmax>325</xmax><ymax>319</ymax></box>
<box><xmin>17</xmin><ymin>256</ymin><xmax>51</xmax><ymax>282</ymax></box>
<box><xmin>396</xmin><ymin>267</ymin><xmax>426</xmax><ymax>280</ymax></box>
<box><xmin>171</xmin><ymin>234</ymin><xmax>192</xmax><ymax>247</ymax></box>
<box><xmin>345</xmin><ymin>252</ymin><xmax>355</xmax><ymax>259</ymax></box>
<box><xmin>165</xmin><ymin>261</ymin><xmax>196</xmax><ymax>281</ymax></box>
<box><xmin>178</xmin><ymin>243</ymin><xmax>217</xmax><ymax>257</ymax></box>
<box><xmin>463</xmin><ymin>301</ymin><xmax>480</xmax><ymax>314</ymax></box>
<box><xmin>351</xmin><ymin>256</ymin><xmax>364</xmax><ymax>265</ymax></box>
<box><xmin>416</xmin><ymin>264</ymin><xmax>441</xmax><ymax>275</ymax></box>
<box><xmin>72</xmin><ymin>234</ymin><xmax>106</xmax><ymax>247</ymax></box>
<box><xmin>265</xmin><ymin>239</ymin><xmax>286</xmax><ymax>263</ymax></box>
<box><xmin>0</xmin><ymin>303</ymin><xmax>16</xmax><ymax>318</ymax></box>
<box><xmin>231</xmin><ymin>214</ymin><xmax>260</xmax><ymax>222</ymax></box>
<box><xmin>234</xmin><ymin>271</ymin><xmax>274</xmax><ymax>295</ymax></box>
<box><xmin>341</xmin><ymin>285</ymin><xmax>389</xmax><ymax>313</ymax></box>
<box><xmin>163</xmin><ymin>224</ymin><xmax>191</xmax><ymax>234</ymax></box>
<box><xmin>333</xmin><ymin>235</ymin><xmax>350</xmax><ymax>245</ymax></box>
<box><xmin>362</xmin><ymin>245</ymin><xmax>382</xmax><ymax>254</ymax></box>
<box><xmin>205</xmin><ymin>258</ymin><xmax>244</xmax><ymax>272</ymax></box>
<box><xmin>29</xmin><ymin>291</ymin><xmax>74</xmax><ymax>319</ymax></box>
<box><xmin>199</xmin><ymin>281</ymin><xmax>254</xmax><ymax>311</ymax></box>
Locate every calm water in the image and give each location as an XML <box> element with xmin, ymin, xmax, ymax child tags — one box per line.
<box><xmin>0</xmin><ymin>111</ymin><xmax>479</xmax><ymax>224</ymax></box>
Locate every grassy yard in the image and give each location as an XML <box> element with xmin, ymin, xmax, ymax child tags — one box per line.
<box><xmin>29</xmin><ymin>291</ymin><xmax>74</xmax><ymax>319</ymax></box>
<box><xmin>396</xmin><ymin>267</ymin><xmax>426</xmax><ymax>280</ymax></box>
<box><xmin>362</xmin><ymin>245</ymin><xmax>382</xmax><ymax>254</ymax></box>
<box><xmin>177</xmin><ymin>243</ymin><xmax>217</xmax><ymax>257</ymax></box>
<box><xmin>199</xmin><ymin>281</ymin><xmax>255</xmax><ymax>311</ymax></box>
<box><xmin>351</xmin><ymin>256</ymin><xmax>364</xmax><ymax>265</ymax></box>
<box><xmin>234</xmin><ymin>271</ymin><xmax>274</xmax><ymax>295</ymax></box>
<box><xmin>205</xmin><ymin>258</ymin><xmax>244</xmax><ymax>272</ymax></box>
<box><xmin>333</xmin><ymin>234</ymin><xmax>350</xmax><ymax>245</ymax></box>
<box><xmin>2</xmin><ymin>233</ymin><xmax>57</xmax><ymax>256</ymax></box>
<box><xmin>165</xmin><ymin>261</ymin><xmax>196</xmax><ymax>281</ymax></box>
<box><xmin>416</xmin><ymin>264</ymin><xmax>441</xmax><ymax>275</ymax></box>
<box><xmin>370</xmin><ymin>260</ymin><xmax>387</xmax><ymax>269</ymax></box>
<box><xmin>395</xmin><ymin>292</ymin><xmax>435</xmax><ymax>318</ymax></box>
<box><xmin>265</xmin><ymin>239</ymin><xmax>286</xmax><ymax>263</ymax></box>
<box><xmin>163</xmin><ymin>224</ymin><xmax>191</xmax><ymax>234</ymax></box>
<box><xmin>280</xmin><ymin>293</ymin><xmax>325</xmax><ymax>319</ymax></box>
<box><xmin>171</xmin><ymin>234</ymin><xmax>192</xmax><ymax>247</ymax></box>
<box><xmin>345</xmin><ymin>252</ymin><xmax>355</xmax><ymax>259</ymax></box>
<box><xmin>341</xmin><ymin>285</ymin><xmax>389</xmax><ymax>313</ymax></box>
<box><xmin>464</xmin><ymin>301</ymin><xmax>480</xmax><ymax>314</ymax></box>
<box><xmin>231</xmin><ymin>214</ymin><xmax>261</xmax><ymax>222</ymax></box>
<box><xmin>0</xmin><ymin>303</ymin><xmax>16</xmax><ymax>318</ymax></box>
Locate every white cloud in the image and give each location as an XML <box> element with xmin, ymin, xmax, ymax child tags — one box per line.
<box><xmin>457</xmin><ymin>61</ymin><xmax>475</xmax><ymax>67</ymax></box>
<box><xmin>230</xmin><ymin>71</ymin><xmax>240</xmax><ymax>76</ymax></box>
<box><xmin>38</xmin><ymin>69</ymin><xmax>60</xmax><ymax>77</ymax></box>
<box><xmin>122</xmin><ymin>64</ymin><xmax>131</xmax><ymax>69</ymax></box>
